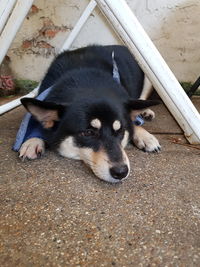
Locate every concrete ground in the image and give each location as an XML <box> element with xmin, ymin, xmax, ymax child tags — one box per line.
<box><xmin>0</xmin><ymin>98</ymin><xmax>200</xmax><ymax>267</ymax></box>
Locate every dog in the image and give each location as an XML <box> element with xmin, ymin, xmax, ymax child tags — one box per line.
<box><xmin>18</xmin><ymin>45</ymin><xmax>161</xmax><ymax>183</ymax></box>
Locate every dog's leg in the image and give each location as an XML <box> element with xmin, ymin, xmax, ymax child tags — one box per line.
<box><xmin>19</xmin><ymin>138</ymin><xmax>45</xmax><ymax>160</ymax></box>
<box><xmin>133</xmin><ymin>126</ymin><xmax>161</xmax><ymax>152</ymax></box>
<box><xmin>139</xmin><ymin>76</ymin><xmax>155</xmax><ymax>121</ymax></box>
<box><xmin>140</xmin><ymin>108</ymin><xmax>155</xmax><ymax>121</ymax></box>
<box><xmin>139</xmin><ymin>76</ymin><xmax>153</xmax><ymax>100</ymax></box>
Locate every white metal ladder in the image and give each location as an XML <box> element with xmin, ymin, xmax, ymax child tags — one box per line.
<box><xmin>0</xmin><ymin>0</ymin><xmax>200</xmax><ymax>144</ymax></box>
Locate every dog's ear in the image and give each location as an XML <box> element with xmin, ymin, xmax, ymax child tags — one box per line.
<box><xmin>21</xmin><ymin>97</ymin><xmax>65</xmax><ymax>129</ymax></box>
<box><xmin>125</xmin><ymin>99</ymin><xmax>161</xmax><ymax>111</ymax></box>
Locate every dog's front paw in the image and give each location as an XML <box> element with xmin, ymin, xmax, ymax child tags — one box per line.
<box><xmin>19</xmin><ymin>138</ymin><xmax>45</xmax><ymax>160</ymax></box>
<box><xmin>141</xmin><ymin>108</ymin><xmax>155</xmax><ymax>121</ymax></box>
<box><xmin>133</xmin><ymin>126</ymin><xmax>161</xmax><ymax>152</ymax></box>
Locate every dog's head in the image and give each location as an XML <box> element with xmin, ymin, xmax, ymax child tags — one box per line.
<box><xmin>21</xmin><ymin>97</ymin><xmax>158</xmax><ymax>183</ymax></box>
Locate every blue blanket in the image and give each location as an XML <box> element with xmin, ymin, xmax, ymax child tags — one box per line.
<box><xmin>13</xmin><ymin>52</ymin><xmax>144</xmax><ymax>151</ymax></box>
<box><xmin>12</xmin><ymin>86</ymin><xmax>52</xmax><ymax>151</ymax></box>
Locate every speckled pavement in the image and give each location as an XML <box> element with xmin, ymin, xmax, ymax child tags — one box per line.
<box><xmin>0</xmin><ymin>98</ymin><xmax>200</xmax><ymax>267</ymax></box>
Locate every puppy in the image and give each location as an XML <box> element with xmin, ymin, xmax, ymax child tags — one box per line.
<box><xmin>19</xmin><ymin>45</ymin><xmax>160</xmax><ymax>183</ymax></box>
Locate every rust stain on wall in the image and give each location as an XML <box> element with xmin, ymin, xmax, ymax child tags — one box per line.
<box><xmin>21</xmin><ymin>39</ymin><xmax>55</xmax><ymax>57</ymax></box>
<box><xmin>38</xmin><ymin>17</ymin><xmax>70</xmax><ymax>39</ymax></box>
<box><xmin>14</xmin><ymin>17</ymin><xmax>71</xmax><ymax>57</ymax></box>
<box><xmin>26</xmin><ymin>5</ymin><xmax>40</xmax><ymax>20</ymax></box>
<box><xmin>28</xmin><ymin>5</ymin><xmax>40</xmax><ymax>17</ymax></box>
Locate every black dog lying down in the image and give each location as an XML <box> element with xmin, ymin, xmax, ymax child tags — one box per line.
<box><xmin>19</xmin><ymin>45</ymin><xmax>160</xmax><ymax>183</ymax></box>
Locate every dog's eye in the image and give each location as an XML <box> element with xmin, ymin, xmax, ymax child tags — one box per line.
<box><xmin>79</xmin><ymin>129</ymin><xmax>97</xmax><ymax>137</ymax></box>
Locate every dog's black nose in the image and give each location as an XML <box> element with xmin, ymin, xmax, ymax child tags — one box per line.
<box><xmin>110</xmin><ymin>165</ymin><xmax>128</xmax><ymax>180</ymax></box>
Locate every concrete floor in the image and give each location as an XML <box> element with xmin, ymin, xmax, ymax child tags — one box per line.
<box><xmin>0</xmin><ymin>98</ymin><xmax>200</xmax><ymax>267</ymax></box>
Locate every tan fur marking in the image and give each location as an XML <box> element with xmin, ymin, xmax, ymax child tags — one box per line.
<box><xmin>121</xmin><ymin>130</ymin><xmax>129</xmax><ymax>148</ymax></box>
<box><xmin>130</xmin><ymin>109</ymin><xmax>155</xmax><ymax>121</ymax></box>
<box><xmin>80</xmin><ymin>147</ymin><xmax>130</xmax><ymax>183</ymax></box>
<box><xmin>42</xmin><ymin>120</ymin><xmax>54</xmax><ymax>129</ymax></box>
<box><xmin>19</xmin><ymin>138</ymin><xmax>45</xmax><ymax>160</ymax></box>
<box><xmin>28</xmin><ymin>104</ymin><xmax>59</xmax><ymax>129</ymax></box>
<box><xmin>90</xmin><ymin>118</ymin><xmax>101</xmax><ymax>129</ymax></box>
<box><xmin>58</xmin><ymin>136</ymin><xmax>80</xmax><ymax>159</ymax></box>
<box><xmin>113</xmin><ymin>120</ymin><xmax>121</xmax><ymax>131</ymax></box>
<box><xmin>59</xmin><ymin>137</ymin><xmax>130</xmax><ymax>183</ymax></box>
<box><xmin>133</xmin><ymin>126</ymin><xmax>161</xmax><ymax>152</ymax></box>
<box><xmin>139</xmin><ymin>76</ymin><xmax>153</xmax><ymax>100</ymax></box>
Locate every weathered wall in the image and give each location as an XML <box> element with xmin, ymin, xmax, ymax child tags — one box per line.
<box><xmin>7</xmin><ymin>0</ymin><xmax>200</xmax><ymax>82</ymax></box>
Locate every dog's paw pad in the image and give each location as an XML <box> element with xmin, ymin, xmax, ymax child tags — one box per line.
<box><xmin>134</xmin><ymin>131</ymin><xmax>161</xmax><ymax>152</ymax></box>
<box><xmin>19</xmin><ymin>138</ymin><xmax>45</xmax><ymax>160</ymax></box>
<box><xmin>141</xmin><ymin>108</ymin><xmax>155</xmax><ymax>121</ymax></box>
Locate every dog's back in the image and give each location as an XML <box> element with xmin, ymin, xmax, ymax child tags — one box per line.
<box><xmin>39</xmin><ymin>45</ymin><xmax>144</xmax><ymax>100</ymax></box>
<box><xmin>18</xmin><ymin>45</ymin><xmax>161</xmax><ymax>183</ymax></box>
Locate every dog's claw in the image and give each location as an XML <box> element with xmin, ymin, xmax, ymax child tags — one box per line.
<box><xmin>19</xmin><ymin>154</ymin><xmax>26</xmax><ymax>162</ymax></box>
<box><xmin>133</xmin><ymin>127</ymin><xmax>161</xmax><ymax>153</ymax></box>
<box><xmin>19</xmin><ymin>138</ymin><xmax>45</xmax><ymax>160</ymax></box>
<box><xmin>140</xmin><ymin>108</ymin><xmax>155</xmax><ymax>121</ymax></box>
<box><xmin>153</xmin><ymin>146</ymin><xmax>161</xmax><ymax>153</ymax></box>
<box><xmin>142</xmin><ymin>113</ymin><xmax>153</xmax><ymax>121</ymax></box>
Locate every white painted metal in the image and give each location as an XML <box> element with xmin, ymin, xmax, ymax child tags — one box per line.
<box><xmin>1</xmin><ymin>0</ymin><xmax>200</xmax><ymax>144</ymax></box>
<box><xmin>96</xmin><ymin>0</ymin><xmax>200</xmax><ymax>144</ymax></box>
<box><xmin>0</xmin><ymin>0</ymin><xmax>16</xmax><ymax>34</ymax></box>
<box><xmin>0</xmin><ymin>0</ymin><xmax>34</xmax><ymax>65</ymax></box>
<box><xmin>60</xmin><ymin>0</ymin><xmax>97</xmax><ymax>52</ymax></box>
<box><xmin>0</xmin><ymin>0</ymin><xmax>96</xmax><ymax>115</ymax></box>
<box><xmin>0</xmin><ymin>87</ymin><xmax>39</xmax><ymax>115</ymax></box>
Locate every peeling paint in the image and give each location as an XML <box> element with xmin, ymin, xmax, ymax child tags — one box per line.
<box><xmin>13</xmin><ymin>17</ymin><xmax>71</xmax><ymax>57</ymax></box>
<box><xmin>29</xmin><ymin>5</ymin><xmax>40</xmax><ymax>16</ymax></box>
<box><xmin>21</xmin><ymin>39</ymin><xmax>55</xmax><ymax>57</ymax></box>
<box><xmin>7</xmin><ymin>0</ymin><xmax>200</xmax><ymax>82</ymax></box>
<box><xmin>38</xmin><ymin>17</ymin><xmax>71</xmax><ymax>39</ymax></box>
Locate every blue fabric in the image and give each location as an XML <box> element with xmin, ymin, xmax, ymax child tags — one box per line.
<box><xmin>132</xmin><ymin>115</ymin><xmax>144</xmax><ymax>126</ymax></box>
<box><xmin>12</xmin><ymin>86</ymin><xmax>53</xmax><ymax>151</ymax></box>
<box><xmin>112</xmin><ymin>51</ymin><xmax>121</xmax><ymax>84</ymax></box>
<box><xmin>13</xmin><ymin>53</ymin><xmax>144</xmax><ymax>151</ymax></box>
<box><xmin>112</xmin><ymin>51</ymin><xmax>144</xmax><ymax>127</ymax></box>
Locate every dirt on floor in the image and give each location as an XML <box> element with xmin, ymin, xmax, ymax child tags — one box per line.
<box><xmin>0</xmin><ymin>98</ymin><xmax>200</xmax><ymax>267</ymax></box>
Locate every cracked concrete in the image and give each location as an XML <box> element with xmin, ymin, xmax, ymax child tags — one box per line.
<box><xmin>0</xmin><ymin>98</ymin><xmax>200</xmax><ymax>266</ymax></box>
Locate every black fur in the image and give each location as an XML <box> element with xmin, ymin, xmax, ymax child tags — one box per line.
<box><xmin>21</xmin><ymin>45</ymin><xmax>159</xmax><ymax>180</ymax></box>
<box><xmin>39</xmin><ymin>45</ymin><xmax>144</xmax><ymax>99</ymax></box>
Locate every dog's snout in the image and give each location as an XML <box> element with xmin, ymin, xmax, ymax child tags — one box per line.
<box><xmin>110</xmin><ymin>164</ymin><xmax>128</xmax><ymax>180</ymax></box>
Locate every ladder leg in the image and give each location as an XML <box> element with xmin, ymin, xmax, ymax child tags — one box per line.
<box><xmin>96</xmin><ymin>0</ymin><xmax>200</xmax><ymax>144</ymax></box>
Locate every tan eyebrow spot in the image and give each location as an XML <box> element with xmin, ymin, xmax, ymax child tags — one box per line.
<box><xmin>90</xmin><ymin>118</ymin><xmax>101</xmax><ymax>129</ymax></box>
<box><xmin>113</xmin><ymin>120</ymin><xmax>121</xmax><ymax>131</ymax></box>
<box><xmin>121</xmin><ymin>130</ymin><xmax>129</xmax><ymax>148</ymax></box>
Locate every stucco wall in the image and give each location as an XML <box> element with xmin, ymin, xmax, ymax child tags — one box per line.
<box><xmin>7</xmin><ymin>0</ymin><xmax>200</xmax><ymax>83</ymax></box>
